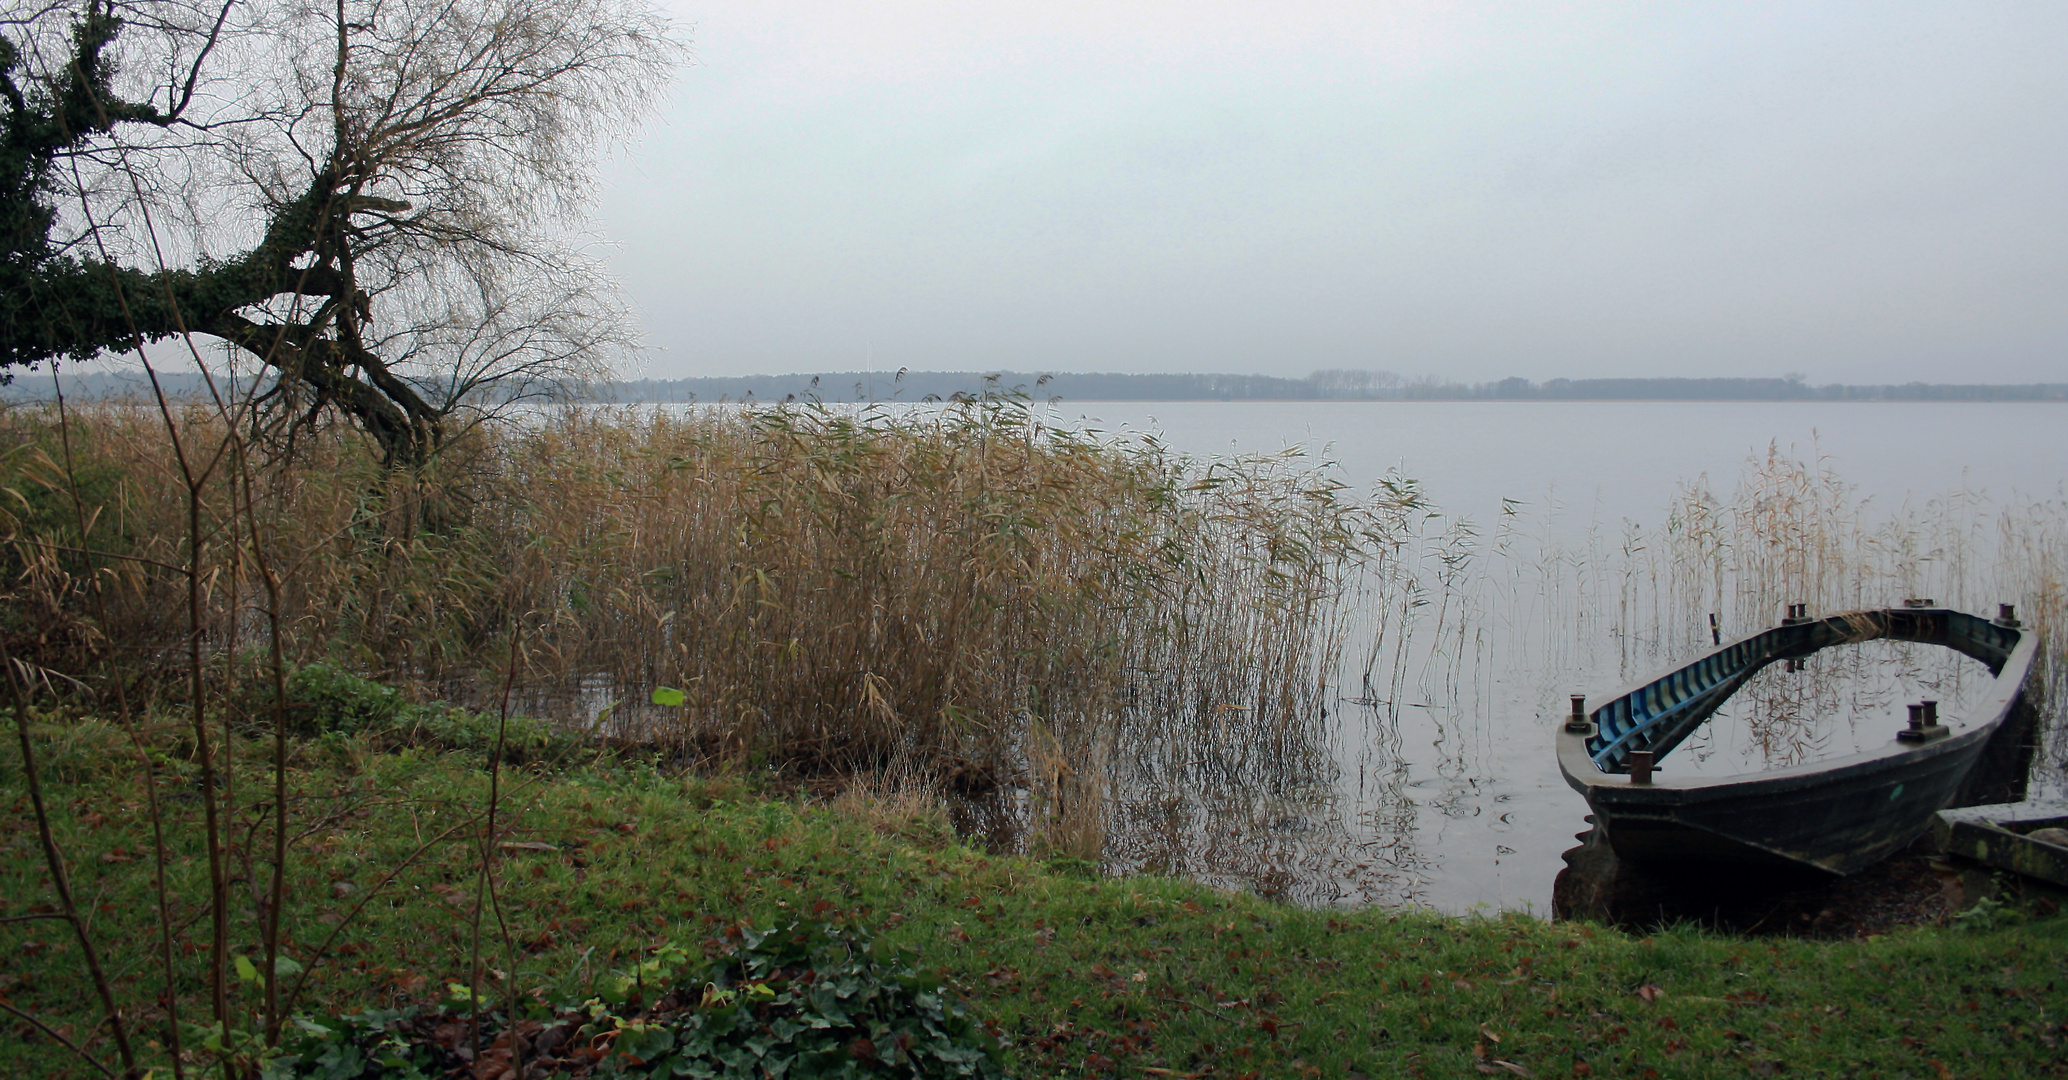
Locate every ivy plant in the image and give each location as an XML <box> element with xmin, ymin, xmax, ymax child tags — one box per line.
<box><xmin>261</xmin><ymin>920</ymin><xmax>1007</xmax><ymax>1078</ymax></box>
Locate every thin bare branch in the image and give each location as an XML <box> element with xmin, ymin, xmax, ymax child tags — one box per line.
<box><xmin>0</xmin><ymin>1000</ymin><xmax>117</xmax><ymax>1078</ymax></box>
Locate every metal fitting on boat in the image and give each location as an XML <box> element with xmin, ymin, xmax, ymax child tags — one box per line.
<box><xmin>1904</xmin><ymin>597</ymin><xmax>1936</xmax><ymax>608</ymax></box>
<box><xmin>1566</xmin><ymin>694</ymin><xmax>1590</xmax><ymax>733</ymax></box>
<box><xmin>1899</xmin><ymin>700</ymin><xmax>1948</xmax><ymax>743</ymax></box>
<box><xmin>1628</xmin><ymin>750</ymin><xmax>1655</xmax><ymax>785</ymax></box>
<box><xmin>1997</xmin><ymin>603</ymin><xmax>2021</xmax><ymax>628</ymax></box>
<box><xmin>1782</xmin><ymin>602</ymin><xmax>1810</xmax><ymax>624</ymax></box>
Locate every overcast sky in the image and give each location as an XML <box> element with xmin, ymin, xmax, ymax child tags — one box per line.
<box><xmin>592</xmin><ymin>1</ymin><xmax>2068</xmax><ymax>384</ymax></box>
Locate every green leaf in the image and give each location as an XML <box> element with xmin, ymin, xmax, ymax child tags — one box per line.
<box><xmin>651</xmin><ymin>686</ymin><xmax>686</xmax><ymax>707</ymax></box>
<box><xmin>288</xmin><ymin>1015</ymin><xmax>337</xmax><ymax>1037</ymax></box>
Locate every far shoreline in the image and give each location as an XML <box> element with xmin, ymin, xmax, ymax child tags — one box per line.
<box><xmin>10</xmin><ymin>367</ymin><xmax>2068</xmax><ymax>405</ymax></box>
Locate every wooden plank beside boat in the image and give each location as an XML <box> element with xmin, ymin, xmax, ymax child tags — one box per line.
<box><xmin>1930</xmin><ymin>800</ymin><xmax>2068</xmax><ymax>888</ymax></box>
<box><xmin>1556</xmin><ymin>605</ymin><xmax>2039</xmax><ymax>875</ymax></box>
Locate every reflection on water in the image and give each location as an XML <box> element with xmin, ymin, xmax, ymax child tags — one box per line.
<box><xmin>1670</xmin><ymin>639</ymin><xmax>1994</xmax><ymax>776</ymax></box>
<box><xmin>1078</xmin><ymin>628</ymin><xmax>2027</xmax><ymax>916</ymax></box>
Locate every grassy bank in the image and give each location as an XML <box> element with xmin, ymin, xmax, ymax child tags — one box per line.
<box><xmin>5</xmin><ymin>723</ymin><xmax>2063</xmax><ymax>1078</ymax></box>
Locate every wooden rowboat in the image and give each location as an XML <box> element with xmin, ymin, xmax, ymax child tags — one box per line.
<box><xmin>1556</xmin><ymin>604</ymin><xmax>2038</xmax><ymax>875</ymax></box>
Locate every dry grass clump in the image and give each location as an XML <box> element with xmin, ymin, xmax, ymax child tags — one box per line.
<box><xmin>485</xmin><ymin>404</ymin><xmax>1173</xmax><ymax>778</ymax></box>
<box><xmin>827</xmin><ymin>777</ymin><xmax>958</xmax><ymax>850</ymax></box>
<box><xmin>1639</xmin><ymin>446</ymin><xmax>2066</xmax><ymax>667</ymax></box>
<box><xmin>1462</xmin><ymin>443</ymin><xmax>2066</xmax><ymax>683</ymax></box>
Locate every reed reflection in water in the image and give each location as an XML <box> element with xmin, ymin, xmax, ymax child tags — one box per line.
<box><xmin>1676</xmin><ymin>638</ymin><xmax>1995</xmax><ymax>776</ymax></box>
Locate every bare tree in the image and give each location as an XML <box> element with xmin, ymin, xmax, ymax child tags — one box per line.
<box><xmin>1</xmin><ymin>0</ymin><xmax>680</xmax><ymax>465</ymax></box>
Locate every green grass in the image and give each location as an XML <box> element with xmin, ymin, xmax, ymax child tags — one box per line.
<box><xmin>4</xmin><ymin>725</ymin><xmax>2065</xmax><ymax>1079</ymax></box>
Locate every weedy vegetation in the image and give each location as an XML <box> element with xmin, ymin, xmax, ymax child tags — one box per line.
<box><xmin>4</xmin><ymin>384</ymin><xmax>2067</xmax><ymax>1077</ymax></box>
<box><xmin>0</xmin><ymin>388</ymin><xmax>1395</xmax><ymax>1076</ymax></box>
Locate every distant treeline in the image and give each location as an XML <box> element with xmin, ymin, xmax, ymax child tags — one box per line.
<box><xmin>12</xmin><ymin>368</ymin><xmax>2068</xmax><ymax>404</ymax></box>
<box><xmin>0</xmin><ymin>369</ymin><xmax>262</xmax><ymax>401</ymax></box>
<box><xmin>592</xmin><ymin>370</ymin><xmax>2068</xmax><ymax>404</ymax></box>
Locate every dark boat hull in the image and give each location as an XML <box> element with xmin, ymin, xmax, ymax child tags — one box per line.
<box><xmin>1557</xmin><ymin>607</ymin><xmax>2037</xmax><ymax>875</ymax></box>
<box><xmin>1580</xmin><ymin>722</ymin><xmax>1995</xmax><ymax>874</ymax></box>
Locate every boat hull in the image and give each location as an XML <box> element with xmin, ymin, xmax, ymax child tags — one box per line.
<box><xmin>1579</xmin><ymin>722</ymin><xmax>1995</xmax><ymax>874</ymax></box>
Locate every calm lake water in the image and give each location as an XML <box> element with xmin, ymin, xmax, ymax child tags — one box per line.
<box><xmin>1030</xmin><ymin>401</ymin><xmax>2068</xmax><ymax>913</ymax></box>
<box><xmin>1047</xmin><ymin>400</ymin><xmax>2068</xmax><ymax>533</ymax></box>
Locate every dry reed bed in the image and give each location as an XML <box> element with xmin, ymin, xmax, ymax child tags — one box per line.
<box><xmin>0</xmin><ymin>402</ymin><xmax>1387</xmax><ymax>828</ymax></box>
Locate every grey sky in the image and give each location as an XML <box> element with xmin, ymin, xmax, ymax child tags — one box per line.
<box><xmin>594</xmin><ymin>2</ymin><xmax>2068</xmax><ymax>384</ymax></box>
